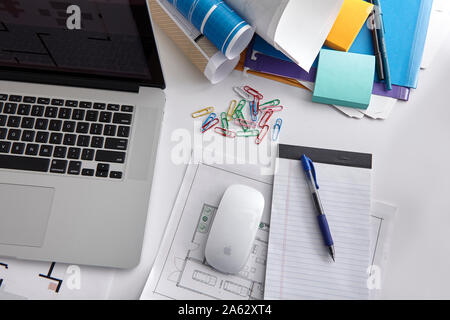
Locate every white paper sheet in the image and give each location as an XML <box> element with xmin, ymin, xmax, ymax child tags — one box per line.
<box><xmin>265</xmin><ymin>158</ymin><xmax>371</xmax><ymax>300</ymax></box>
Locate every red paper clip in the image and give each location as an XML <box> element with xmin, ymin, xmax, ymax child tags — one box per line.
<box><xmin>202</xmin><ymin>118</ymin><xmax>219</xmax><ymax>133</ymax></box>
<box><xmin>243</xmin><ymin>86</ymin><xmax>263</xmax><ymax>100</ymax></box>
<box><xmin>214</xmin><ymin>127</ymin><xmax>236</xmax><ymax>138</ymax></box>
<box><xmin>258</xmin><ymin>110</ymin><xmax>274</xmax><ymax>128</ymax></box>
<box><xmin>256</xmin><ymin>125</ymin><xmax>269</xmax><ymax>145</ymax></box>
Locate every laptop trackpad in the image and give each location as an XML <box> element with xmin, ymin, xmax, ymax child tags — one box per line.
<box><xmin>0</xmin><ymin>184</ymin><xmax>54</xmax><ymax>247</ymax></box>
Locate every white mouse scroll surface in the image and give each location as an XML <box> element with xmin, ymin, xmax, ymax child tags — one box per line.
<box><xmin>141</xmin><ymin>161</ymin><xmax>273</xmax><ymax>300</ymax></box>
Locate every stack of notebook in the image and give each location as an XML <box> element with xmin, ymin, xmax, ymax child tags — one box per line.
<box><xmin>241</xmin><ymin>0</ymin><xmax>440</xmax><ymax>120</ymax></box>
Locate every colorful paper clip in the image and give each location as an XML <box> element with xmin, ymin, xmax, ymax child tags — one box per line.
<box><xmin>272</xmin><ymin>118</ymin><xmax>283</xmax><ymax>141</ymax></box>
<box><xmin>250</xmin><ymin>101</ymin><xmax>258</xmax><ymax>122</ymax></box>
<box><xmin>243</xmin><ymin>85</ymin><xmax>263</xmax><ymax>100</ymax></box>
<box><xmin>191</xmin><ymin>107</ymin><xmax>214</xmax><ymax>118</ymax></box>
<box><xmin>261</xmin><ymin>105</ymin><xmax>284</xmax><ymax>113</ymax></box>
<box><xmin>202</xmin><ymin>118</ymin><xmax>219</xmax><ymax>133</ymax></box>
<box><xmin>260</xmin><ymin>99</ymin><xmax>281</xmax><ymax>108</ymax></box>
<box><xmin>255</xmin><ymin>125</ymin><xmax>270</xmax><ymax>145</ymax></box>
<box><xmin>202</xmin><ymin>113</ymin><xmax>216</xmax><ymax>127</ymax></box>
<box><xmin>233</xmin><ymin>86</ymin><xmax>253</xmax><ymax>101</ymax></box>
<box><xmin>234</xmin><ymin>118</ymin><xmax>257</xmax><ymax>129</ymax></box>
<box><xmin>232</xmin><ymin>100</ymin><xmax>246</xmax><ymax>119</ymax></box>
<box><xmin>236</xmin><ymin>130</ymin><xmax>259</xmax><ymax>137</ymax></box>
<box><xmin>214</xmin><ymin>127</ymin><xmax>236</xmax><ymax>138</ymax></box>
<box><xmin>258</xmin><ymin>109</ymin><xmax>274</xmax><ymax>128</ymax></box>
<box><xmin>226</xmin><ymin>100</ymin><xmax>237</xmax><ymax>120</ymax></box>
<box><xmin>220</xmin><ymin>112</ymin><xmax>229</xmax><ymax>129</ymax></box>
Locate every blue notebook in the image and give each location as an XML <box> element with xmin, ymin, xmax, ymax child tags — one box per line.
<box><xmin>253</xmin><ymin>0</ymin><xmax>433</xmax><ymax>89</ymax></box>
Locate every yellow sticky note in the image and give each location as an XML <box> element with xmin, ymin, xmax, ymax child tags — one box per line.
<box><xmin>325</xmin><ymin>0</ymin><xmax>374</xmax><ymax>52</ymax></box>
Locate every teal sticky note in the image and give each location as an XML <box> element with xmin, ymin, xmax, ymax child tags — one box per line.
<box><xmin>312</xmin><ymin>49</ymin><xmax>375</xmax><ymax>110</ymax></box>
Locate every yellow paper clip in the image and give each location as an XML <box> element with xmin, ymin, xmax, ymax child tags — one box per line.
<box><xmin>226</xmin><ymin>100</ymin><xmax>237</xmax><ymax>120</ymax></box>
<box><xmin>191</xmin><ymin>107</ymin><xmax>214</xmax><ymax>118</ymax></box>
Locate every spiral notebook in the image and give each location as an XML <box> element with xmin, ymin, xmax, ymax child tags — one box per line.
<box><xmin>265</xmin><ymin>145</ymin><xmax>373</xmax><ymax>300</ymax></box>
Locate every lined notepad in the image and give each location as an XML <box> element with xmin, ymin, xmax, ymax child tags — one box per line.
<box><xmin>265</xmin><ymin>157</ymin><xmax>371</xmax><ymax>300</ymax></box>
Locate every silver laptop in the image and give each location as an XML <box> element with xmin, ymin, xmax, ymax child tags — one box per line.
<box><xmin>0</xmin><ymin>0</ymin><xmax>165</xmax><ymax>268</ymax></box>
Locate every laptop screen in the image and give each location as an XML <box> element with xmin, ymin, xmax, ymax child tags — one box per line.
<box><xmin>0</xmin><ymin>0</ymin><xmax>164</xmax><ymax>89</ymax></box>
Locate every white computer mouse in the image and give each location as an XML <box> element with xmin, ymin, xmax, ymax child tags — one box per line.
<box><xmin>205</xmin><ymin>184</ymin><xmax>265</xmax><ymax>274</ymax></box>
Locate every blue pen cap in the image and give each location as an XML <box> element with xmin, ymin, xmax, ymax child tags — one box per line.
<box><xmin>300</xmin><ymin>154</ymin><xmax>319</xmax><ymax>189</ymax></box>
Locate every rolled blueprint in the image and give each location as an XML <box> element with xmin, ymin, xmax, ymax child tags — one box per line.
<box><xmin>168</xmin><ymin>0</ymin><xmax>254</xmax><ymax>59</ymax></box>
<box><xmin>149</xmin><ymin>0</ymin><xmax>241</xmax><ymax>83</ymax></box>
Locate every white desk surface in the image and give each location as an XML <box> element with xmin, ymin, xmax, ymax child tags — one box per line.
<box><xmin>111</xmin><ymin>26</ymin><xmax>450</xmax><ymax>300</ymax></box>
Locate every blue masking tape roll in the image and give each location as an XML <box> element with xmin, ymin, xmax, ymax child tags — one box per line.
<box><xmin>168</xmin><ymin>0</ymin><xmax>253</xmax><ymax>59</ymax></box>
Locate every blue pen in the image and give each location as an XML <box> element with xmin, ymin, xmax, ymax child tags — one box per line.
<box><xmin>300</xmin><ymin>155</ymin><xmax>335</xmax><ymax>262</ymax></box>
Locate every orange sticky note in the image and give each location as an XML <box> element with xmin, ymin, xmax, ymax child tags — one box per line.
<box><xmin>325</xmin><ymin>0</ymin><xmax>374</xmax><ymax>52</ymax></box>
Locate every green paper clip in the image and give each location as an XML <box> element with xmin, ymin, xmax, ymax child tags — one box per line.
<box><xmin>232</xmin><ymin>99</ymin><xmax>246</xmax><ymax>119</ymax></box>
<box><xmin>236</xmin><ymin>130</ymin><xmax>259</xmax><ymax>137</ymax></box>
<box><xmin>220</xmin><ymin>112</ymin><xmax>229</xmax><ymax>129</ymax></box>
<box><xmin>260</xmin><ymin>99</ymin><xmax>280</xmax><ymax>108</ymax></box>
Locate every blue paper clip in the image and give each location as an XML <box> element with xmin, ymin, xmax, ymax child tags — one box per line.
<box><xmin>202</xmin><ymin>113</ymin><xmax>216</xmax><ymax>128</ymax></box>
<box><xmin>272</xmin><ymin>118</ymin><xmax>282</xmax><ymax>141</ymax></box>
<box><xmin>250</xmin><ymin>101</ymin><xmax>258</xmax><ymax>122</ymax></box>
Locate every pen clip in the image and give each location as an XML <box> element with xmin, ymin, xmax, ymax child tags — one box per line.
<box><xmin>302</xmin><ymin>155</ymin><xmax>319</xmax><ymax>189</ymax></box>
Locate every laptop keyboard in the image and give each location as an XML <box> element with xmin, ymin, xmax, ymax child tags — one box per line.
<box><xmin>0</xmin><ymin>93</ymin><xmax>134</xmax><ymax>180</ymax></box>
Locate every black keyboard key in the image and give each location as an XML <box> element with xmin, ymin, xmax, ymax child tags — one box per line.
<box><xmin>51</xmin><ymin>99</ymin><xmax>64</xmax><ymax>106</ymax></box>
<box><xmin>53</xmin><ymin>146</ymin><xmax>67</xmax><ymax>158</ymax></box>
<box><xmin>82</xmin><ymin>168</ymin><xmax>95</xmax><ymax>176</ymax></box>
<box><xmin>96</xmin><ymin>163</ymin><xmax>109</xmax><ymax>177</ymax></box>
<box><xmin>36</xmin><ymin>131</ymin><xmax>49</xmax><ymax>143</ymax></box>
<box><xmin>99</xmin><ymin>111</ymin><xmax>112</xmax><ymax>123</ymax></box>
<box><xmin>79</xmin><ymin>101</ymin><xmax>92</xmax><ymax>108</ymax></box>
<box><xmin>23</xmin><ymin>96</ymin><xmax>36</xmax><ymax>103</ymax></box>
<box><xmin>107</xmin><ymin>104</ymin><xmax>120</xmax><ymax>111</ymax></box>
<box><xmin>0</xmin><ymin>154</ymin><xmax>49</xmax><ymax>172</ymax></box>
<box><xmin>0</xmin><ymin>127</ymin><xmax>6</xmax><ymax>139</ymax></box>
<box><xmin>17</xmin><ymin>104</ymin><xmax>31</xmax><ymax>115</ymax></box>
<box><xmin>72</xmin><ymin>109</ymin><xmax>85</xmax><ymax>120</ymax></box>
<box><xmin>0</xmin><ymin>102</ymin><xmax>3</xmax><ymax>113</ymax></box>
<box><xmin>9</xmin><ymin>95</ymin><xmax>22</xmax><ymax>102</ymax></box>
<box><xmin>4</xmin><ymin>103</ymin><xmax>17</xmax><ymax>114</ymax></box>
<box><xmin>90</xmin><ymin>123</ymin><xmax>103</xmax><ymax>135</ymax></box>
<box><xmin>105</xmin><ymin>138</ymin><xmax>128</xmax><ymax>150</ymax></box>
<box><xmin>76</xmin><ymin>122</ymin><xmax>89</xmax><ymax>134</ymax></box>
<box><xmin>103</xmin><ymin>124</ymin><xmax>117</xmax><ymax>136</ymax></box>
<box><xmin>35</xmin><ymin>118</ymin><xmax>49</xmax><ymax>130</ymax></box>
<box><xmin>117</xmin><ymin>126</ymin><xmax>130</xmax><ymax>138</ymax></box>
<box><xmin>21</xmin><ymin>117</ymin><xmax>35</xmax><ymax>129</ymax></box>
<box><xmin>91</xmin><ymin>136</ymin><xmax>104</xmax><ymax>148</ymax></box>
<box><xmin>25</xmin><ymin>144</ymin><xmax>39</xmax><ymax>156</ymax></box>
<box><xmin>58</xmin><ymin>108</ymin><xmax>72</xmax><ymax>119</ymax></box>
<box><xmin>11</xmin><ymin>142</ymin><xmax>25</xmax><ymax>154</ymax></box>
<box><xmin>68</xmin><ymin>161</ymin><xmax>82</xmax><ymax>175</ymax></box>
<box><xmin>93</xmin><ymin>103</ymin><xmax>106</xmax><ymax>110</ymax></box>
<box><xmin>7</xmin><ymin>129</ymin><xmax>21</xmax><ymax>141</ymax></box>
<box><xmin>67</xmin><ymin>147</ymin><xmax>81</xmax><ymax>159</ymax></box>
<box><xmin>95</xmin><ymin>150</ymin><xmax>126</xmax><ymax>163</ymax></box>
<box><xmin>62</xmin><ymin>121</ymin><xmax>76</xmax><ymax>132</ymax></box>
<box><xmin>21</xmin><ymin>130</ymin><xmax>35</xmax><ymax>142</ymax></box>
<box><xmin>110</xmin><ymin>171</ymin><xmax>123</xmax><ymax>179</ymax></box>
<box><xmin>39</xmin><ymin>145</ymin><xmax>53</xmax><ymax>157</ymax></box>
<box><xmin>37</xmin><ymin>97</ymin><xmax>50</xmax><ymax>105</ymax></box>
<box><xmin>50</xmin><ymin>132</ymin><xmax>63</xmax><ymax>144</ymax></box>
<box><xmin>49</xmin><ymin>119</ymin><xmax>62</xmax><ymax>131</ymax></box>
<box><xmin>0</xmin><ymin>94</ymin><xmax>7</xmax><ymax>101</ymax></box>
<box><xmin>86</xmin><ymin>110</ymin><xmax>98</xmax><ymax>122</ymax></box>
<box><xmin>121</xmin><ymin>105</ymin><xmax>134</xmax><ymax>112</ymax></box>
<box><xmin>63</xmin><ymin>134</ymin><xmax>76</xmax><ymax>146</ymax></box>
<box><xmin>0</xmin><ymin>115</ymin><xmax>6</xmax><ymax>126</ymax></box>
<box><xmin>77</xmin><ymin>135</ymin><xmax>90</xmax><ymax>147</ymax></box>
<box><xmin>0</xmin><ymin>141</ymin><xmax>11</xmax><ymax>153</ymax></box>
<box><xmin>113</xmin><ymin>113</ymin><xmax>132</xmax><ymax>125</ymax></box>
<box><xmin>81</xmin><ymin>148</ymin><xmax>95</xmax><ymax>161</ymax></box>
<box><xmin>65</xmin><ymin>100</ymin><xmax>78</xmax><ymax>107</ymax></box>
<box><xmin>31</xmin><ymin>105</ymin><xmax>45</xmax><ymax>117</ymax></box>
<box><xmin>50</xmin><ymin>159</ymin><xmax>67</xmax><ymax>174</ymax></box>
<box><xmin>7</xmin><ymin>116</ymin><xmax>21</xmax><ymax>128</ymax></box>
<box><xmin>45</xmin><ymin>106</ymin><xmax>58</xmax><ymax>118</ymax></box>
